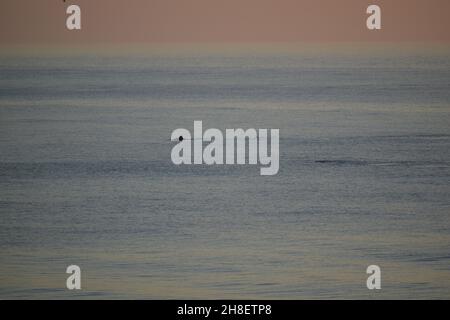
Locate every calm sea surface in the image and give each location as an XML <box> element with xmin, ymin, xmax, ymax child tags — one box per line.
<box><xmin>0</xmin><ymin>46</ymin><xmax>449</xmax><ymax>299</ymax></box>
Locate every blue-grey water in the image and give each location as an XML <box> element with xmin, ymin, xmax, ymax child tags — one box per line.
<box><xmin>0</xmin><ymin>46</ymin><xmax>449</xmax><ymax>299</ymax></box>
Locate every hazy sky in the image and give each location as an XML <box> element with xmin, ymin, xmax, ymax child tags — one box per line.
<box><xmin>1</xmin><ymin>0</ymin><xmax>449</xmax><ymax>44</ymax></box>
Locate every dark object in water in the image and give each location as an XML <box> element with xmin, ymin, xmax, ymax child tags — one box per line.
<box><xmin>178</xmin><ymin>136</ymin><xmax>184</xmax><ymax>142</ymax></box>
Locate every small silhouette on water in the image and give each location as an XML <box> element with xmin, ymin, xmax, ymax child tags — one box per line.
<box><xmin>178</xmin><ymin>136</ymin><xmax>184</xmax><ymax>142</ymax></box>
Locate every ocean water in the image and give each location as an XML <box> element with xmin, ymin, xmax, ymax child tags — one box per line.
<box><xmin>0</xmin><ymin>46</ymin><xmax>449</xmax><ymax>299</ymax></box>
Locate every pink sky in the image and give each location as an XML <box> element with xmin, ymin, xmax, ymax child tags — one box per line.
<box><xmin>1</xmin><ymin>0</ymin><xmax>449</xmax><ymax>44</ymax></box>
